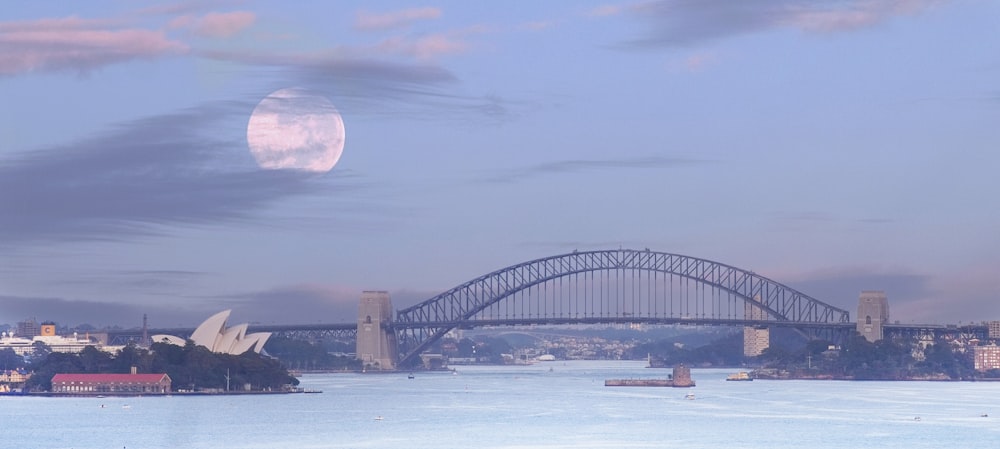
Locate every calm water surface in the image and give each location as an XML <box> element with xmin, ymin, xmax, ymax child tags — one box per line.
<box><xmin>3</xmin><ymin>360</ymin><xmax>999</xmax><ymax>448</ymax></box>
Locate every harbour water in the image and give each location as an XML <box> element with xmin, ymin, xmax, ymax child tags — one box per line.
<box><xmin>3</xmin><ymin>360</ymin><xmax>999</xmax><ymax>448</ymax></box>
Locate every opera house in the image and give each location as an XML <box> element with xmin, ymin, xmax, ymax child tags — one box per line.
<box><xmin>152</xmin><ymin>310</ymin><xmax>270</xmax><ymax>355</ymax></box>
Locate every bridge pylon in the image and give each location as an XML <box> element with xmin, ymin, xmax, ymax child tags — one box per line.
<box><xmin>356</xmin><ymin>291</ymin><xmax>398</xmax><ymax>370</ymax></box>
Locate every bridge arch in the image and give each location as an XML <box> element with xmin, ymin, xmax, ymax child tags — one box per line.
<box><xmin>394</xmin><ymin>249</ymin><xmax>850</xmax><ymax>366</ymax></box>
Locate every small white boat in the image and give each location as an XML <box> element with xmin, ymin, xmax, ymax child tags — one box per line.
<box><xmin>374</xmin><ymin>416</ymin><xmax>384</xmax><ymax>421</ymax></box>
<box><xmin>684</xmin><ymin>393</ymin><xmax>695</xmax><ymax>400</ymax></box>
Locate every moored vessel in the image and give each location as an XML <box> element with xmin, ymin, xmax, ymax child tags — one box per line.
<box><xmin>726</xmin><ymin>372</ymin><xmax>753</xmax><ymax>381</ymax></box>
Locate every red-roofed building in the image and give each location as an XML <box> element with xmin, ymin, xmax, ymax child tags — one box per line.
<box><xmin>51</xmin><ymin>373</ymin><xmax>171</xmax><ymax>395</ymax></box>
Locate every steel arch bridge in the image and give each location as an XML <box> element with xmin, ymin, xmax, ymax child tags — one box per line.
<box><xmin>393</xmin><ymin>249</ymin><xmax>851</xmax><ymax>366</ymax></box>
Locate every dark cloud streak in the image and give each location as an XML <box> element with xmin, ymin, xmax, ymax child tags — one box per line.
<box><xmin>200</xmin><ymin>49</ymin><xmax>516</xmax><ymax>122</ymax></box>
<box><xmin>0</xmin><ymin>101</ymin><xmax>334</xmax><ymax>246</ymax></box>
<box><xmin>482</xmin><ymin>156</ymin><xmax>709</xmax><ymax>183</ymax></box>
<box><xmin>619</xmin><ymin>0</ymin><xmax>941</xmax><ymax>48</ymax></box>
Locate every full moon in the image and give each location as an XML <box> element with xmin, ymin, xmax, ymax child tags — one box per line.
<box><xmin>246</xmin><ymin>88</ymin><xmax>345</xmax><ymax>173</ymax></box>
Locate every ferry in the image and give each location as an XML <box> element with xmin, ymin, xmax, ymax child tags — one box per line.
<box><xmin>726</xmin><ymin>372</ymin><xmax>753</xmax><ymax>381</ymax></box>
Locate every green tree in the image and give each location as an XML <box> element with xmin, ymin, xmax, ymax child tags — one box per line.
<box><xmin>0</xmin><ymin>348</ymin><xmax>24</xmax><ymax>370</ymax></box>
<box><xmin>25</xmin><ymin>352</ymin><xmax>84</xmax><ymax>391</ymax></box>
<box><xmin>30</xmin><ymin>341</ymin><xmax>51</xmax><ymax>360</ymax></box>
<box><xmin>77</xmin><ymin>346</ymin><xmax>113</xmax><ymax>373</ymax></box>
<box><xmin>918</xmin><ymin>340</ymin><xmax>972</xmax><ymax>379</ymax></box>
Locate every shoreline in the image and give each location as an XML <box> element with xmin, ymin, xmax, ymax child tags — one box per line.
<box><xmin>6</xmin><ymin>389</ymin><xmax>322</xmax><ymax>397</ymax></box>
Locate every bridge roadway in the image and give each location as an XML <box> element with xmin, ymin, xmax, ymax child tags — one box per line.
<box><xmin>107</xmin><ymin>320</ymin><xmax>988</xmax><ymax>346</ymax></box>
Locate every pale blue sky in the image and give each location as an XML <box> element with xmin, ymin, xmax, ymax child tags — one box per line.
<box><xmin>2</xmin><ymin>1</ymin><xmax>998</xmax><ymax>328</ymax></box>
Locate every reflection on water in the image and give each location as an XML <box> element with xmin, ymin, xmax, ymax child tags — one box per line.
<box><xmin>4</xmin><ymin>360</ymin><xmax>999</xmax><ymax>448</ymax></box>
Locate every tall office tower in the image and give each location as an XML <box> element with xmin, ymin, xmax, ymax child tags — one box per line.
<box><xmin>988</xmin><ymin>321</ymin><xmax>1000</xmax><ymax>340</ymax></box>
<box><xmin>857</xmin><ymin>291</ymin><xmax>889</xmax><ymax>342</ymax></box>
<box><xmin>356</xmin><ymin>291</ymin><xmax>398</xmax><ymax>370</ymax></box>
<box><xmin>16</xmin><ymin>318</ymin><xmax>41</xmax><ymax>337</ymax></box>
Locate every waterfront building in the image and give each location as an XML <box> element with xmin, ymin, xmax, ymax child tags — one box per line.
<box><xmin>857</xmin><ymin>291</ymin><xmax>889</xmax><ymax>342</ymax></box>
<box><xmin>972</xmin><ymin>345</ymin><xmax>1000</xmax><ymax>372</ymax></box>
<box><xmin>50</xmin><ymin>373</ymin><xmax>171</xmax><ymax>395</ymax></box>
<box><xmin>0</xmin><ymin>330</ymin><xmax>120</xmax><ymax>356</ymax></box>
<box><xmin>151</xmin><ymin>310</ymin><xmax>271</xmax><ymax>355</ymax></box>
<box><xmin>1</xmin><ymin>369</ymin><xmax>30</xmax><ymax>391</ymax></box>
<box><xmin>743</xmin><ymin>294</ymin><xmax>769</xmax><ymax>357</ymax></box>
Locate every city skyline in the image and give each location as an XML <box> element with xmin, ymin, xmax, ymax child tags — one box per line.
<box><xmin>2</xmin><ymin>1</ymin><xmax>999</xmax><ymax>328</ymax></box>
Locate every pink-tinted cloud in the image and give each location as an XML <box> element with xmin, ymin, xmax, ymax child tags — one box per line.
<box><xmin>374</xmin><ymin>34</ymin><xmax>468</xmax><ymax>60</ymax></box>
<box><xmin>682</xmin><ymin>52</ymin><xmax>715</xmax><ymax>72</ymax></box>
<box><xmin>786</xmin><ymin>0</ymin><xmax>939</xmax><ymax>33</ymax></box>
<box><xmin>355</xmin><ymin>7</ymin><xmax>442</xmax><ymax>31</ymax></box>
<box><xmin>192</xmin><ymin>11</ymin><xmax>256</xmax><ymax>38</ymax></box>
<box><xmin>587</xmin><ymin>4</ymin><xmax>624</xmax><ymax>17</ymax></box>
<box><xmin>520</xmin><ymin>20</ymin><xmax>556</xmax><ymax>31</ymax></box>
<box><xmin>0</xmin><ymin>16</ymin><xmax>188</xmax><ymax>76</ymax></box>
<box><xmin>167</xmin><ymin>14</ymin><xmax>195</xmax><ymax>30</ymax></box>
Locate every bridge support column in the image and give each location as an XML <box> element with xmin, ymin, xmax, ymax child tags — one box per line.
<box><xmin>857</xmin><ymin>290</ymin><xmax>888</xmax><ymax>342</ymax></box>
<box><xmin>356</xmin><ymin>291</ymin><xmax>398</xmax><ymax>370</ymax></box>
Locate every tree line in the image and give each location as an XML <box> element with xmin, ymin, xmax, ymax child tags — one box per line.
<box><xmin>629</xmin><ymin>329</ymin><xmax>994</xmax><ymax>381</ymax></box>
<box><xmin>23</xmin><ymin>342</ymin><xmax>298</xmax><ymax>392</ymax></box>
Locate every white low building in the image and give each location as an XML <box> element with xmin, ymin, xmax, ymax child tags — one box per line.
<box><xmin>0</xmin><ymin>331</ymin><xmax>121</xmax><ymax>356</ymax></box>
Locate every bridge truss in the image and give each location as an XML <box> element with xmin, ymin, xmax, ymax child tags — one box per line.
<box><xmin>394</xmin><ymin>249</ymin><xmax>851</xmax><ymax>366</ymax></box>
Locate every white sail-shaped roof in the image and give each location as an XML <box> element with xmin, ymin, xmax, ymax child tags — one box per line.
<box><xmin>189</xmin><ymin>310</ymin><xmax>231</xmax><ymax>350</ymax></box>
<box><xmin>217</xmin><ymin>323</ymin><xmax>248</xmax><ymax>354</ymax></box>
<box><xmin>151</xmin><ymin>335</ymin><xmax>187</xmax><ymax>346</ymax></box>
<box><xmin>154</xmin><ymin>310</ymin><xmax>270</xmax><ymax>355</ymax></box>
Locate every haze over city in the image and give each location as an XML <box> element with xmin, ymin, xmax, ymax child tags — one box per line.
<box><xmin>2</xmin><ymin>1</ymin><xmax>998</xmax><ymax>329</ymax></box>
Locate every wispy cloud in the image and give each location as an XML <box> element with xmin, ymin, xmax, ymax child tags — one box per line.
<box><xmin>355</xmin><ymin>7</ymin><xmax>443</xmax><ymax>31</ymax></box>
<box><xmin>482</xmin><ymin>156</ymin><xmax>709</xmax><ymax>183</ymax></box>
<box><xmin>587</xmin><ymin>4</ymin><xmax>625</xmax><ymax>17</ymax></box>
<box><xmin>520</xmin><ymin>21</ymin><xmax>557</xmax><ymax>31</ymax></box>
<box><xmin>622</xmin><ymin>0</ymin><xmax>943</xmax><ymax>47</ymax></box>
<box><xmin>0</xmin><ymin>101</ymin><xmax>359</xmax><ymax>246</ymax></box>
<box><xmin>191</xmin><ymin>11</ymin><xmax>256</xmax><ymax>38</ymax></box>
<box><xmin>0</xmin><ymin>16</ymin><xmax>188</xmax><ymax>76</ymax></box>
<box><xmin>373</xmin><ymin>33</ymin><xmax>469</xmax><ymax>60</ymax></box>
<box><xmin>199</xmin><ymin>49</ymin><xmax>514</xmax><ymax>121</ymax></box>
<box><xmin>51</xmin><ymin>269</ymin><xmax>211</xmax><ymax>292</ymax></box>
<box><xmin>681</xmin><ymin>52</ymin><xmax>716</xmax><ymax>71</ymax></box>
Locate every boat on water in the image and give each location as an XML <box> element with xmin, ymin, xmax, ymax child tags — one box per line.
<box><xmin>684</xmin><ymin>393</ymin><xmax>695</xmax><ymax>400</ymax></box>
<box><xmin>726</xmin><ymin>372</ymin><xmax>753</xmax><ymax>381</ymax></box>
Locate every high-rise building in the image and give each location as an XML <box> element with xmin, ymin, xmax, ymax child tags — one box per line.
<box><xmin>15</xmin><ymin>318</ymin><xmax>40</xmax><ymax>338</ymax></box>
<box><xmin>857</xmin><ymin>291</ymin><xmax>889</xmax><ymax>342</ymax></box>
<box><xmin>743</xmin><ymin>294</ymin><xmax>769</xmax><ymax>357</ymax></box>
<box><xmin>356</xmin><ymin>291</ymin><xmax>397</xmax><ymax>370</ymax></box>
<box><xmin>987</xmin><ymin>321</ymin><xmax>1000</xmax><ymax>340</ymax></box>
<box><xmin>973</xmin><ymin>345</ymin><xmax>1000</xmax><ymax>371</ymax></box>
